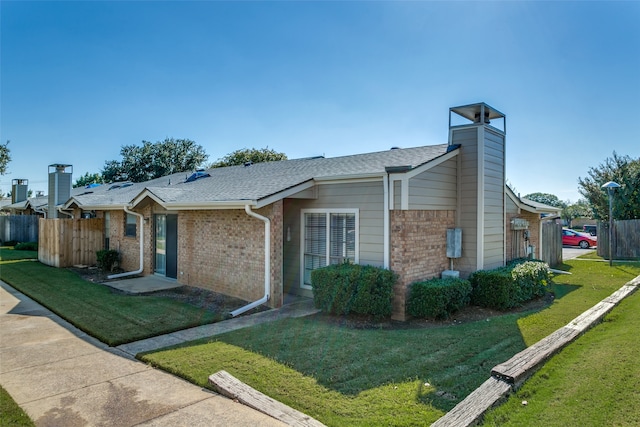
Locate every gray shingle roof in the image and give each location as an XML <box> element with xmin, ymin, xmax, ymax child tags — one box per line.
<box><xmin>69</xmin><ymin>144</ymin><xmax>451</xmax><ymax>209</ymax></box>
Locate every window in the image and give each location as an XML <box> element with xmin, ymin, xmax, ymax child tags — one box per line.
<box><xmin>125</xmin><ymin>213</ymin><xmax>137</xmax><ymax>237</ymax></box>
<box><xmin>301</xmin><ymin>209</ymin><xmax>358</xmax><ymax>289</ymax></box>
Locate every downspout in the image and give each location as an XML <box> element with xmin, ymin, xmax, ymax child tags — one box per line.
<box><xmin>108</xmin><ymin>206</ymin><xmax>144</xmax><ymax>279</ymax></box>
<box><xmin>383</xmin><ymin>172</ymin><xmax>390</xmax><ymax>269</ymax></box>
<box><xmin>57</xmin><ymin>206</ymin><xmax>74</xmax><ymax>219</ymax></box>
<box><xmin>230</xmin><ymin>205</ymin><xmax>271</xmax><ymax>317</ymax></box>
<box><xmin>34</xmin><ymin>207</ymin><xmax>47</xmax><ymax>218</ymax></box>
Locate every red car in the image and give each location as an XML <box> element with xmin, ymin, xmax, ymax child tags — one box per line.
<box><xmin>562</xmin><ymin>228</ymin><xmax>597</xmax><ymax>249</ymax></box>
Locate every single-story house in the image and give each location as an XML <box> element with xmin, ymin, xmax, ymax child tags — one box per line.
<box><xmin>53</xmin><ymin>103</ymin><xmax>559</xmax><ymax>320</ymax></box>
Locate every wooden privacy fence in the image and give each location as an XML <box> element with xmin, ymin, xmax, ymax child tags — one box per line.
<box><xmin>541</xmin><ymin>221</ymin><xmax>562</xmax><ymax>267</ymax></box>
<box><xmin>38</xmin><ymin>218</ymin><xmax>104</xmax><ymax>267</ymax></box>
<box><xmin>597</xmin><ymin>219</ymin><xmax>640</xmax><ymax>260</ymax></box>
<box><xmin>0</xmin><ymin>215</ymin><xmax>39</xmax><ymax>243</ymax></box>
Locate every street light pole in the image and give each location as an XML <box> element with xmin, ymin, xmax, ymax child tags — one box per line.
<box><xmin>601</xmin><ymin>181</ymin><xmax>621</xmax><ymax>267</ymax></box>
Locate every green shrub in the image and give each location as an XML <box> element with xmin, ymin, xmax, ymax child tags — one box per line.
<box><xmin>311</xmin><ymin>262</ymin><xmax>396</xmax><ymax>318</ymax></box>
<box><xmin>14</xmin><ymin>242</ymin><xmax>38</xmax><ymax>251</ymax></box>
<box><xmin>469</xmin><ymin>268</ymin><xmax>519</xmax><ymax>310</ymax></box>
<box><xmin>511</xmin><ymin>260</ymin><xmax>550</xmax><ymax>301</ymax></box>
<box><xmin>470</xmin><ymin>260</ymin><xmax>550</xmax><ymax>310</ymax></box>
<box><xmin>3</xmin><ymin>240</ymin><xmax>18</xmax><ymax>247</ymax></box>
<box><xmin>407</xmin><ymin>277</ymin><xmax>472</xmax><ymax>319</ymax></box>
<box><xmin>96</xmin><ymin>249</ymin><xmax>120</xmax><ymax>272</ymax></box>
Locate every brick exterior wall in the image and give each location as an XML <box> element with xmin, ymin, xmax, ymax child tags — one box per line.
<box><xmin>104</xmin><ymin>202</ymin><xmax>283</xmax><ymax>308</ymax></box>
<box><xmin>108</xmin><ymin>207</ymin><xmax>153</xmax><ymax>275</ymax></box>
<box><xmin>176</xmin><ymin>202</ymin><xmax>283</xmax><ymax>308</ymax></box>
<box><xmin>390</xmin><ymin>209</ymin><xmax>455</xmax><ymax>320</ymax></box>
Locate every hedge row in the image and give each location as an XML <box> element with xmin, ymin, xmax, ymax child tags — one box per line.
<box><xmin>470</xmin><ymin>259</ymin><xmax>550</xmax><ymax>310</ymax></box>
<box><xmin>311</xmin><ymin>262</ymin><xmax>396</xmax><ymax>318</ymax></box>
<box><xmin>407</xmin><ymin>277</ymin><xmax>471</xmax><ymax>319</ymax></box>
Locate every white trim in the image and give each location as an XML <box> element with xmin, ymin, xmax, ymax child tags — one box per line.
<box><xmin>383</xmin><ymin>173</ymin><xmax>390</xmax><ymax>269</ymax></box>
<box><xmin>299</xmin><ymin>208</ymin><xmax>360</xmax><ymax>290</ymax></box>
<box><xmin>400</xmin><ymin>177</ymin><xmax>409</xmax><ymax>210</ymax></box>
<box><xmin>403</xmin><ymin>149</ymin><xmax>459</xmax><ymax>180</ymax></box>
<box><xmin>256</xmin><ymin>180</ymin><xmax>316</xmax><ymax>208</ymax></box>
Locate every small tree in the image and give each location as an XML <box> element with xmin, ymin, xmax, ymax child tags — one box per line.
<box><xmin>210</xmin><ymin>147</ymin><xmax>287</xmax><ymax>168</ymax></box>
<box><xmin>0</xmin><ymin>140</ymin><xmax>10</xmax><ymax>175</ymax></box>
<box><xmin>578</xmin><ymin>152</ymin><xmax>640</xmax><ymax>220</ymax></box>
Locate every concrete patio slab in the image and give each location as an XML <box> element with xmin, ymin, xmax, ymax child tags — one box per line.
<box><xmin>101</xmin><ymin>275</ymin><xmax>183</xmax><ymax>293</ymax></box>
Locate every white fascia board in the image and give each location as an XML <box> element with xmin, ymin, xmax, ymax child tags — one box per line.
<box><xmin>505</xmin><ymin>186</ymin><xmax>561</xmax><ymax>214</ymax></box>
<box><xmin>62</xmin><ymin>197</ymin><xmax>129</xmax><ymax>211</ymax></box>
<box><xmin>313</xmin><ymin>173</ymin><xmax>383</xmax><ymax>184</ymax></box>
<box><xmin>159</xmin><ymin>201</ymin><xmax>256</xmax><ymax>210</ymax></box>
<box><xmin>404</xmin><ymin>149</ymin><xmax>459</xmax><ymax>179</ymax></box>
<box><xmin>254</xmin><ymin>180</ymin><xmax>316</xmax><ymax>209</ymax></box>
<box><xmin>131</xmin><ymin>189</ymin><xmax>165</xmax><ymax>208</ymax></box>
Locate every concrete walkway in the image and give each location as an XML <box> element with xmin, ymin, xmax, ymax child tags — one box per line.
<box><xmin>0</xmin><ymin>281</ymin><xmax>317</xmax><ymax>426</ymax></box>
<box><xmin>118</xmin><ymin>298</ymin><xmax>319</xmax><ymax>356</ymax></box>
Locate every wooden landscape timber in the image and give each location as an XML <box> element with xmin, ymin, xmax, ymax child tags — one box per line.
<box><xmin>432</xmin><ymin>275</ymin><xmax>640</xmax><ymax>427</ymax></box>
<box><xmin>209</xmin><ymin>370</ymin><xmax>326</xmax><ymax>427</ymax></box>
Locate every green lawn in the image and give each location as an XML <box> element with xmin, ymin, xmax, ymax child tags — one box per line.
<box><xmin>140</xmin><ymin>260</ymin><xmax>640</xmax><ymax>426</ymax></box>
<box><xmin>0</xmin><ymin>386</ymin><xmax>34</xmax><ymax>427</ymax></box>
<box><xmin>482</xmin><ymin>283</ymin><xmax>640</xmax><ymax>426</ymax></box>
<box><xmin>0</xmin><ymin>249</ymin><xmax>224</xmax><ymax>346</ymax></box>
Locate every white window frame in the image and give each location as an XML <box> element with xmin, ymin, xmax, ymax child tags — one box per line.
<box><xmin>300</xmin><ymin>208</ymin><xmax>359</xmax><ymax>290</ymax></box>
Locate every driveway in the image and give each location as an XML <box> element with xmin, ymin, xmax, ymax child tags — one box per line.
<box><xmin>563</xmin><ymin>247</ymin><xmax>596</xmax><ymax>260</ymax></box>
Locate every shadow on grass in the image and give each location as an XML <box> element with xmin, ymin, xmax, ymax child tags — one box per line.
<box><xmin>551</xmin><ymin>282</ymin><xmax>581</xmax><ymax>300</ymax></box>
<box><xmin>209</xmin><ymin>311</ymin><xmax>532</xmax><ymax>413</ymax></box>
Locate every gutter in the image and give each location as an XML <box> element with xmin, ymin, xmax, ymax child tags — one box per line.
<box><xmin>230</xmin><ymin>205</ymin><xmax>271</xmax><ymax>317</ymax></box>
<box><xmin>57</xmin><ymin>206</ymin><xmax>74</xmax><ymax>219</ymax></box>
<box><xmin>108</xmin><ymin>206</ymin><xmax>144</xmax><ymax>280</ymax></box>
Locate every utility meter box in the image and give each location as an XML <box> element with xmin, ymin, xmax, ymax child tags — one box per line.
<box><xmin>446</xmin><ymin>228</ymin><xmax>462</xmax><ymax>258</ymax></box>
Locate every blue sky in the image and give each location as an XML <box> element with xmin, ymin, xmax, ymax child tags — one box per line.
<box><xmin>1</xmin><ymin>1</ymin><xmax>639</xmax><ymax>203</ymax></box>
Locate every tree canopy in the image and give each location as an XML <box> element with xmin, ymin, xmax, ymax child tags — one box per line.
<box><xmin>522</xmin><ymin>192</ymin><xmax>567</xmax><ymax>209</ymax></box>
<box><xmin>73</xmin><ymin>172</ymin><xmax>104</xmax><ymax>188</ymax></box>
<box><xmin>0</xmin><ymin>140</ymin><xmax>11</xmax><ymax>175</ymax></box>
<box><xmin>578</xmin><ymin>152</ymin><xmax>640</xmax><ymax>220</ymax></box>
<box><xmin>102</xmin><ymin>138</ymin><xmax>208</xmax><ymax>183</ymax></box>
<box><xmin>210</xmin><ymin>147</ymin><xmax>287</xmax><ymax>168</ymax></box>
<box><xmin>561</xmin><ymin>199</ymin><xmax>591</xmax><ymax>227</ymax></box>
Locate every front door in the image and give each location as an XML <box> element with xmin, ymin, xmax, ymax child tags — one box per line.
<box><xmin>155</xmin><ymin>214</ymin><xmax>178</xmax><ymax>279</ymax></box>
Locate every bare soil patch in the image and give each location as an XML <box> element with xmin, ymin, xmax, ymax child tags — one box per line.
<box><xmin>68</xmin><ymin>266</ymin><xmax>554</xmax><ymax>328</ymax></box>
<box><xmin>68</xmin><ymin>266</ymin><xmax>269</xmax><ymax>315</ymax></box>
<box><xmin>310</xmin><ymin>292</ymin><xmax>555</xmax><ymax>330</ymax></box>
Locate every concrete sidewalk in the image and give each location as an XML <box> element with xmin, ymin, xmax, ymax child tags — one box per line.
<box><xmin>0</xmin><ymin>281</ymin><xmax>290</xmax><ymax>426</ymax></box>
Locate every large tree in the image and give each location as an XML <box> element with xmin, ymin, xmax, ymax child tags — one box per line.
<box><xmin>0</xmin><ymin>140</ymin><xmax>10</xmax><ymax>175</ymax></box>
<box><xmin>578</xmin><ymin>152</ymin><xmax>640</xmax><ymax>220</ymax></box>
<box><xmin>210</xmin><ymin>147</ymin><xmax>287</xmax><ymax>168</ymax></box>
<box><xmin>561</xmin><ymin>199</ymin><xmax>591</xmax><ymax>228</ymax></box>
<box><xmin>74</xmin><ymin>172</ymin><xmax>104</xmax><ymax>188</ymax></box>
<box><xmin>102</xmin><ymin>138</ymin><xmax>208</xmax><ymax>183</ymax></box>
<box><xmin>522</xmin><ymin>192</ymin><xmax>567</xmax><ymax>209</ymax></box>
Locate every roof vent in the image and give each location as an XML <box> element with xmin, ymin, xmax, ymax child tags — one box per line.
<box><xmin>186</xmin><ymin>171</ymin><xmax>211</xmax><ymax>183</ymax></box>
<box><xmin>390</xmin><ymin>146</ymin><xmax>401</xmax><ymax>150</ymax></box>
<box><xmin>108</xmin><ymin>182</ymin><xmax>133</xmax><ymax>190</ymax></box>
<box><xmin>244</xmin><ymin>161</ymin><xmax>253</xmax><ymax>167</ymax></box>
